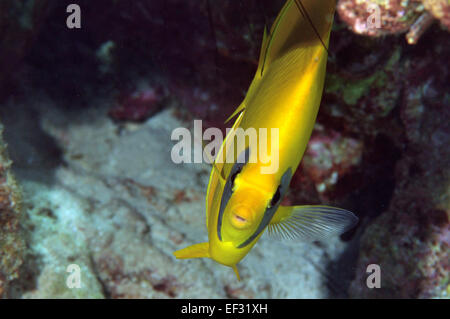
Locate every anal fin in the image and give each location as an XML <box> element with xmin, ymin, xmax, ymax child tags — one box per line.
<box><xmin>225</xmin><ymin>102</ymin><xmax>245</xmax><ymax>124</ymax></box>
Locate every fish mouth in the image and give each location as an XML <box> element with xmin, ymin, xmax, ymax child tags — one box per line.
<box><xmin>230</xmin><ymin>205</ymin><xmax>252</xmax><ymax>229</ymax></box>
<box><xmin>237</xmin><ymin>167</ymin><xmax>293</xmax><ymax>249</ymax></box>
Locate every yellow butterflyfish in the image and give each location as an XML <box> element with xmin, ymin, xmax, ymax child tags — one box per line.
<box><xmin>173</xmin><ymin>0</ymin><xmax>358</xmax><ymax>280</ymax></box>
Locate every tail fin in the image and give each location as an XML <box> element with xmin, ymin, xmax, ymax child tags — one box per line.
<box><xmin>257</xmin><ymin>0</ymin><xmax>336</xmax><ymax>77</ymax></box>
<box><xmin>173</xmin><ymin>242</ymin><xmax>210</xmax><ymax>259</ymax></box>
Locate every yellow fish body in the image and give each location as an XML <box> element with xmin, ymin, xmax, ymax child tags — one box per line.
<box><xmin>173</xmin><ymin>0</ymin><xmax>358</xmax><ymax>280</ymax></box>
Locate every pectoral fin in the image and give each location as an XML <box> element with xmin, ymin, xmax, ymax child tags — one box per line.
<box><xmin>268</xmin><ymin>205</ymin><xmax>358</xmax><ymax>241</ymax></box>
<box><xmin>173</xmin><ymin>242</ymin><xmax>210</xmax><ymax>259</ymax></box>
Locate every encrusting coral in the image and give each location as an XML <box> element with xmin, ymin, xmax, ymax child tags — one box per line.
<box><xmin>337</xmin><ymin>0</ymin><xmax>450</xmax><ymax>44</ymax></box>
<box><xmin>0</xmin><ymin>122</ymin><xmax>25</xmax><ymax>298</ymax></box>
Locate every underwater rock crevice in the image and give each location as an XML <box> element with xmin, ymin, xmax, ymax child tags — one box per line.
<box><xmin>0</xmin><ymin>103</ymin><xmax>65</xmax><ymax>187</ymax></box>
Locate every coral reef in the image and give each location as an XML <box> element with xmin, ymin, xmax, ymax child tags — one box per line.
<box><xmin>291</xmin><ymin>3</ymin><xmax>450</xmax><ymax>298</ymax></box>
<box><xmin>108</xmin><ymin>83</ymin><xmax>167</xmax><ymax>123</ymax></box>
<box><xmin>423</xmin><ymin>0</ymin><xmax>450</xmax><ymax>30</ymax></box>
<box><xmin>301</xmin><ymin>126</ymin><xmax>364</xmax><ymax>201</ymax></box>
<box><xmin>345</xmin><ymin>24</ymin><xmax>450</xmax><ymax>298</ymax></box>
<box><xmin>0</xmin><ymin>0</ymin><xmax>448</xmax><ymax>299</ymax></box>
<box><xmin>337</xmin><ymin>0</ymin><xmax>450</xmax><ymax>44</ymax></box>
<box><xmin>0</xmin><ymin>123</ymin><xmax>25</xmax><ymax>298</ymax></box>
<box><xmin>349</xmin><ymin>98</ymin><xmax>450</xmax><ymax>297</ymax></box>
<box><xmin>337</xmin><ymin>0</ymin><xmax>424</xmax><ymax>37</ymax></box>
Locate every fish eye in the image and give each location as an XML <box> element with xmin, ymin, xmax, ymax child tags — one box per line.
<box><xmin>269</xmin><ymin>186</ymin><xmax>281</xmax><ymax>207</ymax></box>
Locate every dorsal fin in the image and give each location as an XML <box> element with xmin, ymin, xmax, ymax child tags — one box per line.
<box><xmin>257</xmin><ymin>1</ymin><xmax>292</xmax><ymax>76</ymax></box>
<box><xmin>224</xmin><ymin>101</ymin><xmax>245</xmax><ymax>124</ymax></box>
<box><xmin>256</xmin><ymin>0</ymin><xmax>336</xmax><ymax>77</ymax></box>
